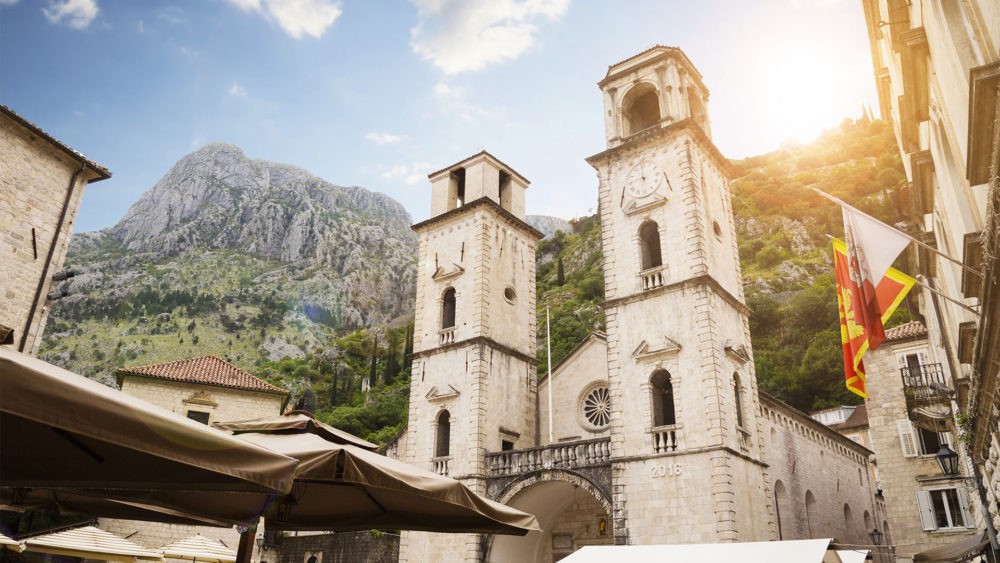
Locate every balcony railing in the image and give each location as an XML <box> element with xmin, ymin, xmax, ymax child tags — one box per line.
<box><xmin>439</xmin><ymin>327</ymin><xmax>455</xmax><ymax>346</ymax></box>
<box><xmin>485</xmin><ymin>437</ymin><xmax>611</xmax><ymax>477</ymax></box>
<box><xmin>651</xmin><ymin>425</ymin><xmax>679</xmax><ymax>453</ymax></box>
<box><xmin>901</xmin><ymin>363</ymin><xmax>949</xmax><ymax>402</ymax></box>
<box><xmin>432</xmin><ymin>456</ymin><xmax>451</xmax><ymax>476</ymax></box>
<box><xmin>639</xmin><ymin>265</ymin><xmax>665</xmax><ymax>291</ymax></box>
<box><xmin>737</xmin><ymin>427</ymin><xmax>752</xmax><ymax>454</ymax></box>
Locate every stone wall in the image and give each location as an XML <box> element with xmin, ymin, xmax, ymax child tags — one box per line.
<box><xmin>0</xmin><ymin>111</ymin><xmax>106</xmax><ymax>354</ymax></box>
<box><xmin>264</xmin><ymin>531</ymin><xmax>398</xmax><ymax>563</ymax></box>
<box><xmin>98</xmin><ymin>518</ymin><xmax>242</xmax><ymax>551</ymax></box>
<box><xmin>119</xmin><ymin>376</ymin><xmax>285</xmax><ymax>426</ymax></box>
<box><xmin>761</xmin><ymin>395</ymin><xmax>879</xmax><ymax>545</ymax></box>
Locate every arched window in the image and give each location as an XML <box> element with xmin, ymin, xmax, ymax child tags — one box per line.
<box><xmin>639</xmin><ymin>221</ymin><xmax>662</xmax><ymax>270</ymax></box>
<box><xmin>805</xmin><ymin>491</ymin><xmax>817</xmax><ymax>538</ymax></box>
<box><xmin>843</xmin><ymin>503</ymin><xmax>854</xmax><ymax>542</ymax></box>
<box><xmin>623</xmin><ymin>83</ymin><xmax>661</xmax><ymax>136</ymax></box>
<box><xmin>863</xmin><ymin>510</ymin><xmax>873</xmax><ymax>534</ymax></box>
<box><xmin>650</xmin><ymin>370</ymin><xmax>675</xmax><ymax>427</ymax></box>
<box><xmin>733</xmin><ymin>372</ymin><xmax>745</xmax><ymax>428</ymax></box>
<box><xmin>435</xmin><ymin>410</ymin><xmax>451</xmax><ymax>457</ymax></box>
<box><xmin>441</xmin><ymin>288</ymin><xmax>456</xmax><ymax>329</ymax></box>
<box><xmin>774</xmin><ymin>480</ymin><xmax>790</xmax><ymax>540</ymax></box>
<box><xmin>687</xmin><ymin>89</ymin><xmax>706</xmax><ymax>123</ymax></box>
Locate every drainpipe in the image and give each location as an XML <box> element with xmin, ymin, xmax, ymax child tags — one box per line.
<box><xmin>19</xmin><ymin>162</ymin><xmax>87</xmax><ymax>353</ymax></box>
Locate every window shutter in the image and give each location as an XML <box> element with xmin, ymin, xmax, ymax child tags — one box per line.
<box><xmin>956</xmin><ymin>488</ymin><xmax>973</xmax><ymax>528</ymax></box>
<box><xmin>916</xmin><ymin>491</ymin><xmax>937</xmax><ymax>531</ymax></box>
<box><xmin>897</xmin><ymin>420</ymin><xmax>918</xmax><ymax>457</ymax></box>
<box><xmin>941</xmin><ymin>431</ymin><xmax>953</xmax><ymax>447</ymax></box>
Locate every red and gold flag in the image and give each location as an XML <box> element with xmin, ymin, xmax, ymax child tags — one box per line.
<box><xmin>833</xmin><ymin>238</ymin><xmax>915</xmax><ymax>398</ymax></box>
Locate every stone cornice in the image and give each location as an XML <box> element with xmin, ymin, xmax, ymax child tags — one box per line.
<box><xmin>585</xmin><ymin>118</ymin><xmax>739</xmax><ymax>178</ymax></box>
<box><xmin>411</xmin><ymin>197</ymin><xmax>544</xmax><ymax>241</ymax></box>
<box><xmin>603</xmin><ymin>273</ymin><xmax>750</xmax><ymax>317</ymax></box>
<box><xmin>412</xmin><ymin>335</ymin><xmax>538</xmax><ymax>367</ymax></box>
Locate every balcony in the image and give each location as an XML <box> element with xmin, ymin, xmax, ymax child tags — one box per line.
<box><xmin>651</xmin><ymin>425</ymin><xmax>679</xmax><ymax>453</ymax></box>
<box><xmin>439</xmin><ymin>327</ymin><xmax>455</xmax><ymax>346</ymax></box>
<box><xmin>486</xmin><ymin>437</ymin><xmax>611</xmax><ymax>477</ymax></box>
<box><xmin>901</xmin><ymin>363</ymin><xmax>953</xmax><ymax>432</ymax></box>
<box><xmin>639</xmin><ymin>265</ymin><xmax>665</xmax><ymax>291</ymax></box>
<box><xmin>432</xmin><ymin>455</ymin><xmax>450</xmax><ymax>476</ymax></box>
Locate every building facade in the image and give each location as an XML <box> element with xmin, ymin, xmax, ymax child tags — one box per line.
<box><xmin>106</xmin><ymin>355</ymin><xmax>290</xmax><ymax>550</ymax></box>
<box><xmin>860</xmin><ymin>0</ymin><xmax>1000</xmax><ymax>551</ymax></box>
<box><xmin>395</xmin><ymin>46</ymin><xmax>881</xmax><ymax>562</ymax></box>
<box><xmin>0</xmin><ymin>104</ymin><xmax>110</xmax><ymax>355</ymax></box>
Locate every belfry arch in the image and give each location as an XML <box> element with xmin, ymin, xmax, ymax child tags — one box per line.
<box><xmin>621</xmin><ymin>82</ymin><xmax>661</xmax><ymax>136</ymax></box>
<box><xmin>486</xmin><ymin>470</ymin><xmax>612</xmax><ymax>562</ymax></box>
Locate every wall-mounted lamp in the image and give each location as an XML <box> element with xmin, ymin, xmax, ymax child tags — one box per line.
<box><xmin>936</xmin><ymin>444</ymin><xmax>960</xmax><ymax>476</ymax></box>
<box><xmin>868</xmin><ymin>528</ymin><xmax>883</xmax><ymax>546</ymax></box>
<box><xmin>598</xmin><ymin>518</ymin><xmax>607</xmax><ymax>536</ymax></box>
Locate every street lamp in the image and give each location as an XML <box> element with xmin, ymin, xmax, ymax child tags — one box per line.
<box><xmin>936</xmin><ymin>444</ymin><xmax>960</xmax><ymax>476</ymax></box>
<box><xmin>869</xmin><ymin>528</ymin><xmax>883</xmax><ymax>545</ymax></box>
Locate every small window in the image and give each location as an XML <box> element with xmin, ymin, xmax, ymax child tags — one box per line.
<box><xmin>501</xmin><ymin>440</ymin><xmax>514</xmax><ymax>451</ymax></box>
<box><xmin>435</xmin><ymin>410</ymin><xmax>451</xmax><ymax>457</ymax></box>
<box><xmin>504</xmin><ymin>286</ymin><xmax>516</xmax><ymax>304</ymax></box>
<box><xmin>441</xmin><ymin>288</ymin><xmax>456</xmax><ymax>329</ymax></box>
<box><xmin>186</xmin><ymin>410</ymin><xmax>210</xmax><ymax>425</ymax></box>
<box><xmin>917</xmin><ymin>488</ymin><xmax>971</xmax><ymax>530</ymax></box>
<box><xmin>639</xmin><ymin>221</ymin><xmax>662</xmax><ymax>270</ymax></box>
<box><xmin>451</xmin><ymin>168</ymin><xmax>466</xmax><ymax>209</ymax></box>
<box><xmin>498</xmin><ymin>170</ymin><xmax>512</xmax><ymax>210</ymax></box>
<box><xmin>650</xmin><ymin>370</ymin><xmax>675</xmax><ymax>427</ymax></box>
<box><xmin>733</xmin><ymin>373</ymin><xmax>745</xmax><ymax>428</ymax></box>
<box><xmin>712</xmin><ymin>221</ymin><xmax>722</xmax><ymax>238</ymax></box>
<box><xmin>897</xmin><ymin>419</ymin><xmax>951</xmax><ymax>456</ymax></box>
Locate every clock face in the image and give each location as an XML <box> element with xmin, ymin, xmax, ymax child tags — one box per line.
<box><xmin>626</xmin><ymin>160</ymin><xmax>663</xmax><ymax>198</ymax></box>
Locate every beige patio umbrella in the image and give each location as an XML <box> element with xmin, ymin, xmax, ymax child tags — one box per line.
<box><xmin>0</xmin><ymin>530</ymin><xmax>24</xmax><ymax>553</ymax></box>
<box><xmin>215</xmin><ymin>411</ymin><xmax>378</xmax><ymax>450</ymax></box>
<box><xmin>158</xmin><ymin>533</ymin><xmax>237</xmax><ymax>562</ymax></box>
<box><xmin>0</xmin><ymin>347</ymin><xmax>297</xmax><ymax>520</ymax></box>
<box><xmin>23</xmin><ymin>525</ymin><xmax>163</xmax><ymax>563</ymax></box>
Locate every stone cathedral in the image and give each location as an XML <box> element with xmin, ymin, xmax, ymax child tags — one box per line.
<box><xmin>387</xmin><ymin>46</ymin><xmax>882</xmax><ymax>562</ymax></box>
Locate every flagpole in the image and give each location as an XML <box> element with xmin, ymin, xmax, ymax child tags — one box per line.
<box><xmin>546</xmin><ymin>306</ymin><xmax>553</xmax><ymax>445</ymax></box>
<box><xmin>825</xmin><ymin>234</ymin><xmax>981</xmax><ymax>316</ymax></box>
<box><xmin>810</xmin><ymin>187</ymin><xmax>984</xmax><ymax>280</ymax></box>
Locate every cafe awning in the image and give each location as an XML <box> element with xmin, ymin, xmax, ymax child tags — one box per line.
<box><xmin>913</xmin><ymin>530</ymin><xmax>992</xmax><ymax>562</ymax></box>
<box><xmin>24</xmin><ymin>526</ymin><xmax>163</xmax><ymax>563</ymax></box>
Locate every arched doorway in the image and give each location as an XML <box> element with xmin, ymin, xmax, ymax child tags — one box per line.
<box><xmin>487</xmin><ymin>472</ymin><xmax>611</xmax><ymax>562</ymax></box>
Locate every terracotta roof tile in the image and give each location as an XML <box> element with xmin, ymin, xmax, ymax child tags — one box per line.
<box><xmin>885</xmin><ymin>321</ymin><xmax>928</xmax><ymax>342</ymax></box>
<box><xmin>118</xmin><ymin>356</ymin><xmax>287</xmax><ymax>395</ymax></box>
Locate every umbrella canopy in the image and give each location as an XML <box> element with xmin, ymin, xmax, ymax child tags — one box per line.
<box><xmin>236</xmin><ymin>431</ymin><xmax>540</xmax><ymax>535</ymax></box>
<box><xmin>214</xmin><ymin>411</ymin><xmax>378</xmax><ymax>450</ymax></box>
<box><xmin>561</xmin><ymin>539</ymin><xmax>839</xmax><ymax>562</ymax></box>
<box><xmin>24</xmin><ymin>525</ymin><xmax>163</xmax><ymax>563</ymax></box>
<box><xmin>0</xmin><ymin>347</ymin><xmax>298</xmax><ymax>494</ymax></box>
<box><xmin>0</xmin><ymin>530</ymin><xmax>24</xmax><ymax>553</ymax></box>
<box><xmin>912</xmin><ymin>530</ymin><xmax>992</xmax><ymax>562</ymax></box>
<box><xmin>158</xmin><ymin>533</ymin><xmax>237</xmax><ymax>562</ymax></box>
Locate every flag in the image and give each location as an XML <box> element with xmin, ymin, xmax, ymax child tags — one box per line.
<box><xmin>833</xmin><ymin>238</ymin><xmax>915</xmax><ymax>398</ymax></box>
<box><xmin>841</xmin><ymin>206</ymin><xmax>911</xmax><ymax>351</ymax></box>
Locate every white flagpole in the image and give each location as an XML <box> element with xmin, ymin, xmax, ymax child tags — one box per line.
<box><xmin>810</xmin><ymin>187</ymin><xmax>984</xmax><ymax>280</ymax></box>
<box><xmin>547</xmin><ymin>306</ymin><xmax>553</xmax><ymax>445</ymax></box>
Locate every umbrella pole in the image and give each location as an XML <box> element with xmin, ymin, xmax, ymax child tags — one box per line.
<box><xmin>235</xmin><ymin>524</ymin><xmax>256</xmax><ymax>563</ymax></box>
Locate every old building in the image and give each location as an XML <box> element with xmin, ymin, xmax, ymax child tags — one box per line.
<box><xmin>105</xmin><ymin>355</ymin><xmax>290</xmax><ymax>550</ymax></box>
<box><xmin>860</xmin><ymin>0</ymin><xmax>1000</xmax><ymax>555</ymax></box>
<box><xmin>0</xmin><ymin>104</ymin><xmax>110</xmax><ymax>354</ymax></box>
<box><xmin>392</xmin><ymin>46</ymin><xmax>880</xmax><ymax>562</ymax></box>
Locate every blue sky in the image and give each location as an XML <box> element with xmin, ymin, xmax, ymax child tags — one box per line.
<box><xmin>1</xmin><ymin>0</ymin><xmax>878</xmax><ymax>233</ymax></box>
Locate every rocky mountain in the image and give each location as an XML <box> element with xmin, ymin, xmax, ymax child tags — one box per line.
<box><xmin>39</xmin><ymin>144</ymin><xmax>418</xmax><ymax>383</ymax></box>
<box><xmin>526</xmin><ymin>215</ymin><xmax>571</xmax><ymax>238</ymax></box>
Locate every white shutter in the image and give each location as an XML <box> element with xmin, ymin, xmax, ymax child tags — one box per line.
<box><xmin>916</xmin><ymin>491</ymin><xmax>937</xmax><ymax>531</ymax></box>
<box><xmin>897</xmin><ymin>420</ymin><xmax>918</xmax><ymax>457</ymax></box>
<box><xmin>956</xmin><ymin>487</ymin><xmax>973</xmax><ymax>528</ymax></box>
<box><xmin>941</xmin><ymin>430</ymin><xmax>953</xmax><ymax>447</ymax></box>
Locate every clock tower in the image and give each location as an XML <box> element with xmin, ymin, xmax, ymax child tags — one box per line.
<box><xmin>585</xmin><ymin>46</ymin><xmax>775</xmax><ymax>544</ymax></box>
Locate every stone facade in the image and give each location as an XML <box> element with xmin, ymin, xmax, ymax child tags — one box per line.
<box><xmin>861</xmin><ymin>0</ymin><xmax>1000</xmax><ymax>555</ymax></box>
<box><xmin>0</xmin><ymin>105</ymin><xmax>109</xmax><ymax>354</ymax></box>
<box><xmin>260</xmin><ymin>531</ymin><xmax>399</xmax><ymax>563</ymax></box>
<box><xmin>118</xmin><ymin>376</ymin><xmax>287</xmax><ymax>427</ymax></box>
<box><xmin>864</xmin><ymin>326</ymin><xmax>979</xmax><ymax>560</ymax></box>
<box><xmin>393</xmin><ymin>46</ymin><xmax>882</xmax><ymax>562</ymax></box>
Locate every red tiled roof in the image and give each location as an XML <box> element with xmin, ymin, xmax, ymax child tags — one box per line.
<box><xmin>118</xmin><ymin>356</ymin><xmax>288</xmax><ymax>395</ymax></box>
<box><xmin>885</xmin><ymin>321</ymin><xmax>928</xmax><ymax>342</ymax></box>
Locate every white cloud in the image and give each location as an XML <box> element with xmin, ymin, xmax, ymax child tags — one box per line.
<box><xmin>229</xmin><ymin>83</ymin><xmax>248</xmax><ymax>97</ymax></box>
<box><xmin>365</xmin><ymin>132</ymin><xmax>406</xmax><ymax>145</ymax></box>
<box><xmin>433</xmin><ymin>81</ymin><xmax>460</xmax><ymax>98</ymax></box>
<box><xmin>227</xmin><ymin>0</ymin><xmax>342</xmax><ymax>39</ymax></box>
<box><xmin>410</xmin><ymin>0</ymin><xmax>569</xmax><ymax>75</ymax></box>
<box><xmin>380</xmin><ymin>162</ymin><xmax>432</xmax><ymax>184</ymax></box>
<box><xmin>42</xmin><ymin>0</ymin><xmax>98</xmax><ymax>29</ymax></box>
<box><xmin>0</xmin><ymin>0</ymin><xmax>20</xmax><ymax>6</ymax></box>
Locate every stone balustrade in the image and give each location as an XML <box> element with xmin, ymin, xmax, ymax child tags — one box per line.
<box><xmin>737</xmin><ymin>427</ymin><xmax>752</xmax><ymax>454</ymax></box>
<box><xmin>485</xmin><ymin>437</ymin><xmax>611</xmax><ymax>477</ymax></box>
<box><xmin>639</xmin><ymin>265</ymin><xmax>665</xmax><ymax>291</ymax></box>
<box><xmin>651</xmin><ymin>425</ymin><xmax>679</xmax><ymax>453</ymax></box>
<box><xmin>439</xmin><ymin>327</ymin><xmax>456</xmax><ymax>346</ymax></box>
<box><xmin>432</xmin><ymin>456</ymin><xmax>450</xmax><ymax>476</ymax></box>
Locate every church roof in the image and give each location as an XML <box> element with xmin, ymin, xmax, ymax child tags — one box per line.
<box><xmin>885</xmin><ymin>321</ymin><xmax>928</xmax><ymax>342</ymax></box>
<box><xmin>117</xmin><ymin>356</ymin><xmax>288</xmax><ymax>395</ymax></box>
<box><xmin>426</xmin><ymin>150</ymin><xmax>530</xmax><ymax>185</ymax></box>
<box><xmin>599</xmin><ymin>45</ymin><xmax>706</xmax><ymax>92</ymax></box>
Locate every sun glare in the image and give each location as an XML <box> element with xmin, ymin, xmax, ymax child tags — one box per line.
<box><xmin>760</xmin><ymin>45</ymin><xmax>844</xmax><ymax>146</ymax></box>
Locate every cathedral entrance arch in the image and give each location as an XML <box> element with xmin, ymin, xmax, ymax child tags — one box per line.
<box><xmin>486</xmin><ymin>470</ymin><xmax>612</xmax><ymax>563</ymax></box>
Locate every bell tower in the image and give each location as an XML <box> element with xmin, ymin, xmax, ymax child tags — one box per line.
<box><xmin>585</xmin><ymin>46</ymin><xmax>774</xmax><ymax>544</ymax></box>
<box><xmin>401</xmin><ymin>152</ymin><xmax>542</xmax><ymax>561</ymax></box>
